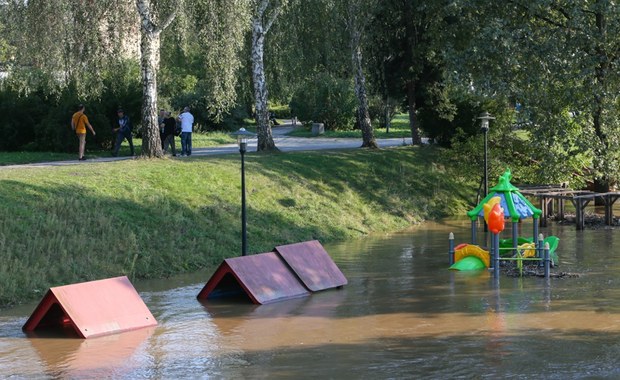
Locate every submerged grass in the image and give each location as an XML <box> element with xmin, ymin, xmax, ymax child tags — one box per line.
<box><xmin>0</xmin><ymin>146</ymin><xmax>476</xmax><ymax>307</ymax></box>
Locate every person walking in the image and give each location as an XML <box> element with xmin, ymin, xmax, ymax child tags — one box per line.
<box><xmin>71</xmin><ymin>104</ymin><xmax>96</xmax><ymax>161</ymax></box>
<box><xmin>177</xmin><ymin>106</ymin><xmax>194</xmax><ymax>157</ymax></box>
<box><xmin>112</xmin><ymin>108</ymin><xmax>135</xmax><ymax>157</ymax></box>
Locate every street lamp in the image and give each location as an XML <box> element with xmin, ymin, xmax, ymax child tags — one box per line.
<box><xmin>231</xmin><ymin>127</ymin><xmax>256</xmax><ymax>256</ymax></box>
<box><xmin>478</xmin><ymin>112</ymin><xmax>495</xmax><ymax>200</ymax></box>
<box><xmin>478</xmin><ymin>112</ymin><xmax>495</xmax><ymax>234</ymax></box>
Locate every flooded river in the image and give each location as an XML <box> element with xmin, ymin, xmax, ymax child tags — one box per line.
<box><xmin>1</xmin><ymin>218</ymin><xmax>620</xmax><ymax>379</ymax></box>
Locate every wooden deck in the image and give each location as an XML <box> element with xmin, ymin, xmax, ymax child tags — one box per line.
<box><xmin>519</xmin><ymin>185</ymin><xmax>620</xmax><ymax>230</ymax></box>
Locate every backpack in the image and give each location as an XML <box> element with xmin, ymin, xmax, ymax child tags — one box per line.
<box><xmin>175</xmin><ymin>120</ymin><xmax>182</xmax><ymax>136</ymax></box>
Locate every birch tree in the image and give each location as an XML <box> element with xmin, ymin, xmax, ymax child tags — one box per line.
<box><xmin>344</xmin><ymin>0</ymin><xmax>377</xmax><ymax>148</ymax></box>
<box><xmin>135</xmin><ymin>0</ymin><xmax>178</xmax><ymax>157</ymax></box>
<box><xmin>251</xmin><ymin>0</ymin><xmax>285</xmax><ymax>152</ymax></box>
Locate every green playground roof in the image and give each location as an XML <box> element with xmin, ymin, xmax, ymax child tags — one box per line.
<box><xmin>467</xmin><ymin>169</ymin><xmax>542</xmax><ymax>222</ymax></box>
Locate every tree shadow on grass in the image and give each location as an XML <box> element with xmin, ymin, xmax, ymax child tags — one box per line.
<box><xmin>0</xmin><ymin>179</ymin><xmax>241</xmax><ymax>305</ymax></box>
<box><xmin>247</xmin><ymin>146</ymin><xmax>474</xmax><ymax>221</ymax></box>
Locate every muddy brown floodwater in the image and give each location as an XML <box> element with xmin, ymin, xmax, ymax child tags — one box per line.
<box><xmin>1</xmin><ymin>218</ymin><xmax>620</xmax><ymax>379</ymax></box>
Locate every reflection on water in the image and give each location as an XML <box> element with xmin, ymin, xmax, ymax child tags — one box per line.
<box><xmin>2</xmin><ymin>219</ymin><xmax>620</xmax><ymax>378</ymax></box>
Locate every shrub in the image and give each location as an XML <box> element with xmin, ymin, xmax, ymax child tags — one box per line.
<box><xmin>368</xmin><ymin>95</ymin><xmax>399</xmax><ymax>129</ymax></box>
<box><xmin>0</xmin><ymin>89</ymin><xmax>45</xmax><ymax>151</ymax></box>
<box><xmin>0</xmin><ymin>64</ymin><xmax>141</xmax><ymax>152</ymax></box>
<box><xmin>215</xmin><ymin>105</ymin><xmax>250</xmax><ymax>131</ymax></box>
<box><xmin>418</xmin><ymin>91</ymin><xmax>514</xmax><ymax>147</ymax></box>
<box><xmin>268</xmin><ymin>103</ymin><xmax>291</xmax><ymax>119</ymax></box>
<box><xmin>289</xmin><ymin>72</ymin><xmax>356</xmax><ymax>130</ymax></box>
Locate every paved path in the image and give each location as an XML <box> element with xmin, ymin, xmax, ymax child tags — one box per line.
<box><xmin>2</xmin><ymin>123</ymin><xmax>415</xmax><ymax>169</ymax></box>
<box><xmin>194</xmin><ymin>125</ymin><xmax>412</xmax><ymax>156</ymax></box>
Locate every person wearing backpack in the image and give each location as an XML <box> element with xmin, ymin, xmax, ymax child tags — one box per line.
<box><xmin>112</xmin><ymin>108</ymin><xmax>135</xmax><ymax>157</ymax></box>
<box><xmin>71</xmin><ymin>104</ymin><xmax>96</xmax><ymax>161</ymax></box>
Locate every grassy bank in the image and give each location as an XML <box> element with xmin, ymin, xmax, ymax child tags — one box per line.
<box><xmin>0</xmin><ymin>146</ymin><xmax>476</xmax><ymax>307</ymax></box>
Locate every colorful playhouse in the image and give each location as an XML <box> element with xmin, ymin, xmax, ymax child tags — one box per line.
<box><xmin>449</xmin><ymin>170</ymin><xmax>559</xmax><ymax>276</ymax></box>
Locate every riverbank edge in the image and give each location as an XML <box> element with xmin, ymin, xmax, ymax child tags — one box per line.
<box><xmin>0</xmin><ymin>146</ymin><xmax>477</xmax><ymax>308</ymax></box>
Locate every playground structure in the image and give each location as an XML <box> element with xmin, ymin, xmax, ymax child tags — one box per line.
<box><xmin>448</xmin><ymin>170</ymin><xmax>559</xmax><ymax>277</ymax></box>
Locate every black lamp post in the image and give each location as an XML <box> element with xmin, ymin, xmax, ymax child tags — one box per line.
<box><xmin>478</xmin><ymin>112</ymin><xmax>495</xmax><ymax>233</ymax></box>
<box><xmin>478</xmin><ymin>112</ymin><xmax>495</xmax><ymax>200</ymax></box>
<box><xmin>231</xmin><ymin>127</ymin><xmax>256</xmax><ymax>256</ymax></box>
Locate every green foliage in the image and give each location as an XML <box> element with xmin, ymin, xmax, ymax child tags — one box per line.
<box><xmin>451</xmin><ymin>1</ymin><xmax>620</xmax><ymax>187</ymax></box>
<box><xmin>0</xmin><ymin>63</ymin><xmax>142</xmax><ymax>153</ymax></box>
<box><xmin>287</xmin><ymin>113</ymin><xmax>410</xmax><ymax>138</ymax></box>
<box><xmin>367</xmin><ymin>94</ymin><xmax>399</xmax><ymax>129</ymax></box>
<box><xmin>268</xmin><ymin>103</ymin><xmax>291</xmax><ymax>118</ymax></box>
<box><xmin>448</xmin><ymin>102</ymin><xmax>590</xmax><ymax>190</ymax></box>
<box><xmin>418</xmin><ymin>90</ymin><xmax>514</xmax><ymax>147</ymax></box>
<box><xmin>265</xmin><ymin>0</ymin><xmax>351</xmax><ymax>103</ymax></box>
<box><xmin>0</xmin><ymin>89</ymin><xmax>42</xmax><ymax>151</ymax></box>
<box><xmin>289</xmin><ymin>72</ymin><xmax>356</xmax><ymax>130</ymax></box>
<box><xmin>7</xmin><ymin>0</ymin><xmax>137</xmax><ymax>99</ymax></box>
<box><xmin>525</xmin><ymin>110</ymin><xmax>593</xmax><ymax>188</ymax></box>
<box><xmin>162</xmin><ymin>0</ymin><xmax>249</xmax><ymax>123</ymax></box>
<box><xmin>0</xmin><ymin>9</ymin><xmax>15</xmax><ymax>68</ymax></box>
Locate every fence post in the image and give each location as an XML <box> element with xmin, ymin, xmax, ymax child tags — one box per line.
<box><xmin>449</xmin><ymin>232</ymin><xmax>455</xmax><ymax>266</ymax></box>
<box><xmin>494</xmin><ymin>233</ymin><xmax>500</xmax><ymax>278</ymax></box>
<box><xmin>544</xmin><ymin>242</ymin><xmax>550</xmax><ymax>278</ymax></box>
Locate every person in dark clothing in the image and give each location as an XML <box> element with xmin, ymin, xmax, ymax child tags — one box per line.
<box><xmin>162</xmin><ymin>111</ymin><xmax>177</xmax><ymax>156</ymax></box>
<box><xmin>112</xmin><ymin>108</ymin><xmax>134</xmax><ymax>157</ymax></box>
<box><xmin>159</xmin><ymin>109</ymin><xmax>166</xmax><ymax>149</ymax></box>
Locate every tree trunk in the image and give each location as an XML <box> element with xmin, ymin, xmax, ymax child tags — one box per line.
<box><xmin>251</xmin><ymin>18</ymin><xmax>277</xmax><ymax>152</ymax></box>
<box><xmin>384</xmin><ymin>102</ymin><xmax>392</xmax><ymax>133</ymax></box>
<box><xmin>407</xmin><ymin>80</ymin><xmax>422</xmax><ymax>145</ymax></box>
<box><xmin>352</xmin><ymin>43</ymin><xmax>377</xmax><ymax>148</ymax></box>
<box><xmin>139</xmin><ymin>29</ymin><xmax>163</xmax><ymax>158</ymax></box>
<box><xmin>135</xmin><ymin>0</ymin><xmax>175</xmax><ymax>158</ymax></box>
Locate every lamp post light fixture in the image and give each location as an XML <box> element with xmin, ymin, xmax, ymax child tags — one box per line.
<box><xmin>231</xmin><ymin>127</ymin><xmax>256</xmax><ymax>256</ymax></box>
<box><xmin>478</xmin><ymin>112</ymin><xmax>495</xmax><ymax>233</ymax></box>
<box><xmin>478</xmin><ymin>112</ymin><xmax>495</xmax><ymax>199</ymax></box>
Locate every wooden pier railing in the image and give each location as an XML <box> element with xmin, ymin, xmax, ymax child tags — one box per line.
<box><xmin>519</xmin><ymin>185</ymin><xmax>620</xmax><ymax>230</ymax></box>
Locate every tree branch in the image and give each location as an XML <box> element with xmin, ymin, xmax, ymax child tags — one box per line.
<box><xmin>156</xmin><ymin>7</ymin><xmax>178</xmax><ymax>34</ymax></box>
<box><xmin>506</xmin><ymin>0</ymin><xmax>569</xmax><ymax>29</ymax></box>
<box><xmin>264</xmin><ymin>1</ymin><xmax>283</xmax><ymax>34</ymax></box>
<box><xmin>256</xmin><ymin>0</ymin><xmax>269</xmax><ymax>21</ymax></box>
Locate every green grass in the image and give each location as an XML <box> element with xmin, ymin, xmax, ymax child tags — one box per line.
<box><xmin>287</xmin><ymin>113</ymin><xmax>412</xmax><ymax>138</ymax></box>
<box><xmin>0</xmin><ymin>152</ymin><xmax>78</xmax><ymax>165</ymax></box>
<box><xmin>0</xmin><ymin>131</ymin><xmax>239</xmax><ymax>166</ymax></box>
<box><xmin>0</xmin><ymin>146</ymin><xmax>476</xmax><ymax>307</ymax></box>
<box><xmin>0</xmin><ymin>114</ymin><xmax>407</xmax><ymax>166</ymax></box>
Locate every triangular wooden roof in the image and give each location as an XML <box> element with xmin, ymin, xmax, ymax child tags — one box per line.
<box><xmin>22</xmin><ymin>276</ymin><xmax>157</xmax><ymax>338</ymax></box>
<box><xmin>197</xmin><ymin>240</ymin><xmax>347</xmax><ymax>304</ymax></box>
